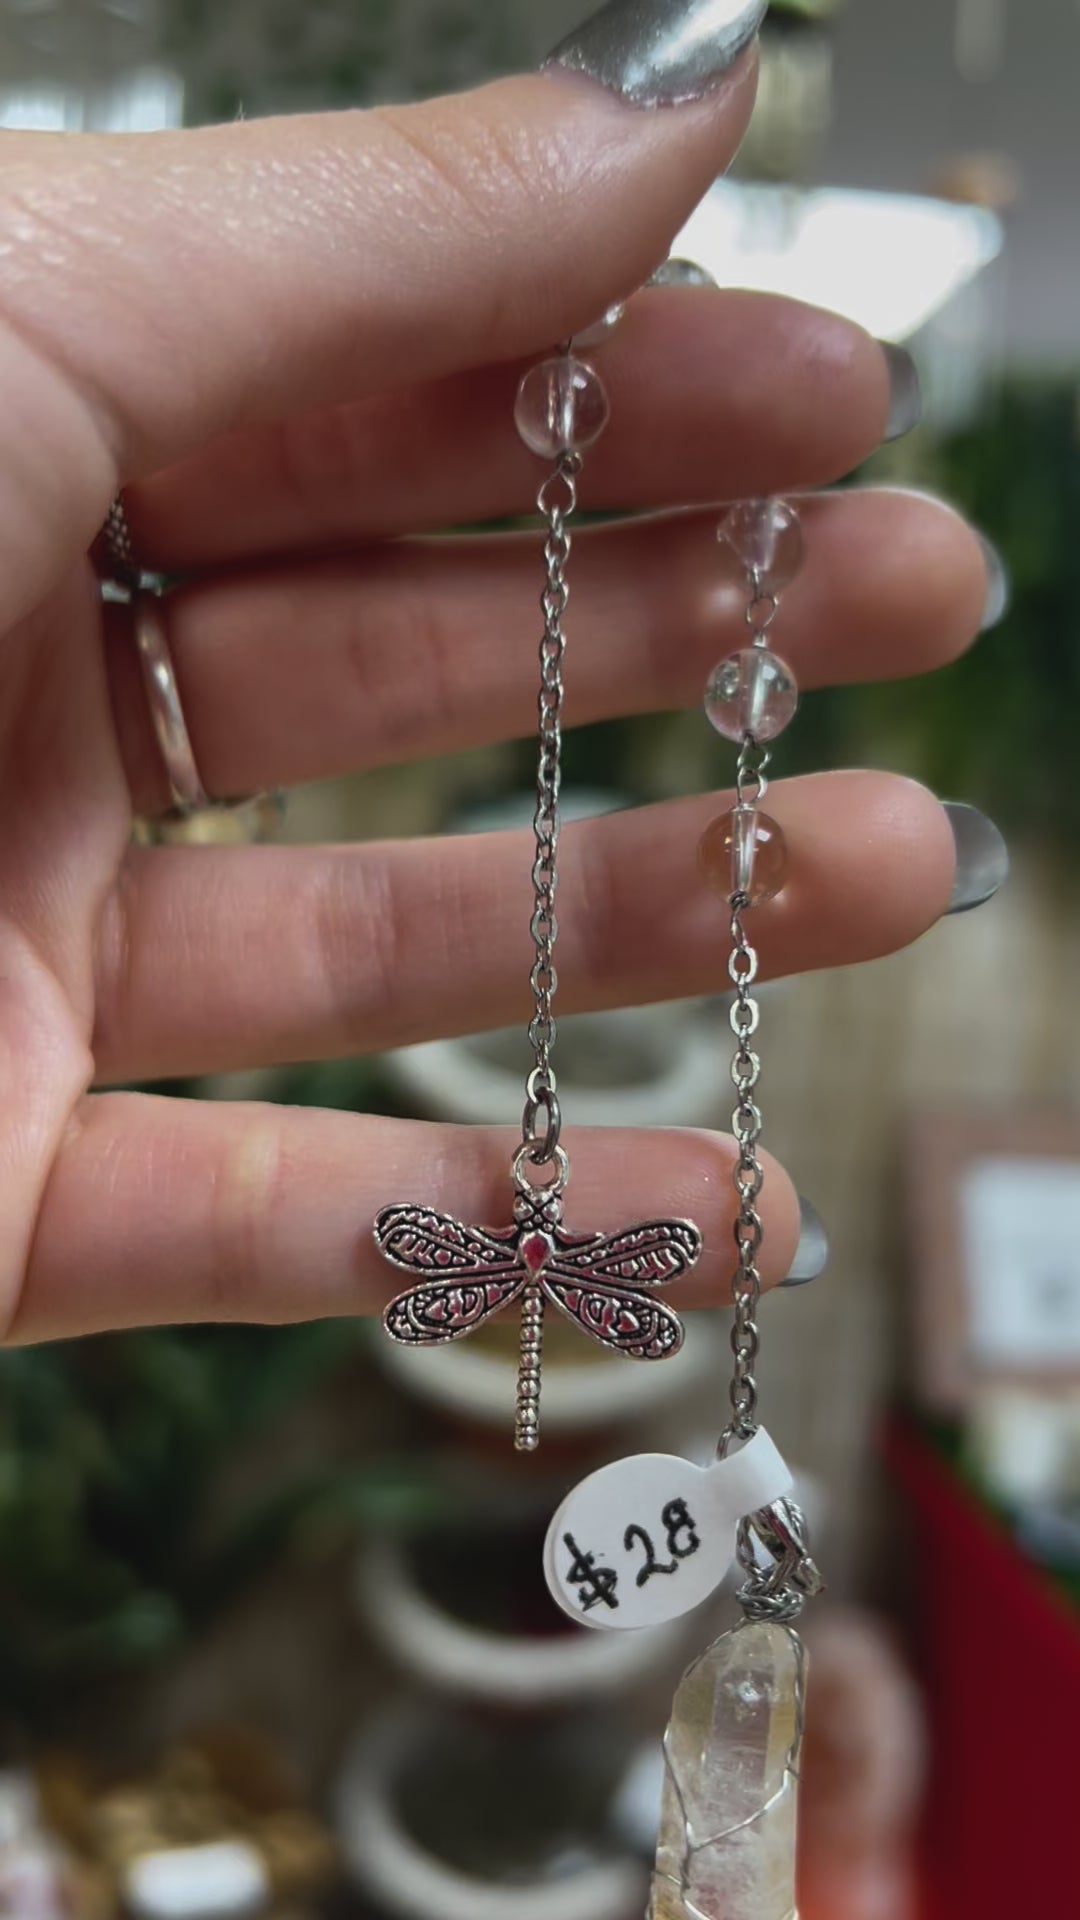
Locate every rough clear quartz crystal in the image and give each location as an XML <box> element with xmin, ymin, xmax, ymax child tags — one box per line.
<box><xmin>514</xmin><ymin>355</ymin><xmax>610</xmax><ymax>457</ymax></box>
<box><xmin>717</xmin><ymin>500</ymin><xmax>804</xmax><ymax>595</ymax></box>
<box><xmin>705</xmin><ymin>648</ymin><xmax>798</xmax><ymax>744</ymax></box>
<box><xmin>649</xmin><ymin>1620</ymin><xmax>805</xmax><ymax>1920</ymax></box>
<box><xmin>699</xmin><ymin>807</ymin><xmax>788</xmax><ymax>906</ymax></box>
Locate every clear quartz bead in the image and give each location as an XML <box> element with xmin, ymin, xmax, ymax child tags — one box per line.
<box><xmin>699</xmin><ymin>807</ymin><xmax>788</xmax><ymax>905</ymax></box>
<box><xmin>573</xmin><ymin>301</ymin><xmax>626</xmax><ymax>349</ymax></box>
<box><xmin>514</xmin><ymin>355</ymin><xmax>610</xmax><ymax>457</ymax></box>
<box><xmin>705</xmin><ymin>648</ymin><xmax>798</xmax><ymax>744</ymax></box>
<box><xmin>717</xmin><ymin>499</ymin><xmax>805</xmax><ymax>595</ymax></box>
<box><xmin>648</xmin><ymin>257</ymin><xmax>718</xmax><ymax>290</ymax></box>
<box><xmin>649</xmin><ymin>1620</ymin><xmax>805</xmax><ymax>1920</ymax></box>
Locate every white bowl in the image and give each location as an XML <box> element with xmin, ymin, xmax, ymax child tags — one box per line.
<box><xmin>382</xmin><ymin>1000</ymin><xmax>723</xmax><ymax>1132</ymax></box>
<box><xmin>336</xmin><ymin>1711</ymin><xmax>645</xmax><ymax>1920</ymax></box>
<box><xmin>376</xmin><ymin>1308</ymin><xmax>722</xmax><ymax>1434</ymax></box>
<box><xmin>356</xmin><ymin>1534</ymin><xmax>682</xmax><ymax>1709</ymax></box>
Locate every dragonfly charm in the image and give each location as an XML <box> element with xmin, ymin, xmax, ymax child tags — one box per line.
<box><xmin>375</xmin><ymin>1163</ymin><xmax>702</xmax><ymax>1451</ymax></box>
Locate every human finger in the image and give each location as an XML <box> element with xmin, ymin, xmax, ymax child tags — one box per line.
<box><xmin>92</xmin><ymin>771</ymin><xmax>955</xmax><ymax>1083</ymax></box>
<box><xmin>107</xmin><ymin>489</ymin><xmax>988</xmax><ymax>812</ymax></box>
<box><xmin>13</xmin><ymin>1099</ymin><xmax>801</xmax><ymax>1342</ymax></box>
<box><xmin>119</xmin><ymin>289</ymin><xmax>902</xmax><ymax>571</ymax></box>
<box><xmin>0</xmin><ymin>48</ymin><xmax>764</xmax><ymax>631</ymax></box>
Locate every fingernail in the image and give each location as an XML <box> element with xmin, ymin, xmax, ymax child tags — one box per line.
<box><xmin>879</xmin><ymin>341</ymin><xmax>923</xmax><ymax>442</ymax></box>
<box><xmin>781</xmin><ymin>1196</ymin><xmax>829</xmax><ymax>1288</ymax></box>
<box><xmin>977</xmin><ymin>531</ymin><xmax>1011</xmax><ymax>631</ymax></box>
<box><xmin>546</xmin><ymin>0</ymin><xmax>767</xmax><ymax>108</ymax></box>
<box><xmin>944</xmin><ymin>801</ymin><xmax>1009</xmax><ymax>914</ymax></box>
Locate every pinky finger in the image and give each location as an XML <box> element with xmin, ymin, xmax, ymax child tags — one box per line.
<box><xmin>15</xmin><ymin>1095</ymin><xmax>801</xmax><ymax>1343</ymax></box>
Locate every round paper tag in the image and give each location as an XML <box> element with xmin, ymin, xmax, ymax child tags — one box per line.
<box><xmin>543</xmin><ymin>1429</ymin><xmax>793</xmax><ymax>1632</ymax></box>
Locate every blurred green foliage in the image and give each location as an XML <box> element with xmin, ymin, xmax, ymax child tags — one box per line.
<box><xmin>544</xmin><ymin>378</ymin><xmax>1080</xmax><ymax>848</ymax></box>
<box><xmin>0</xmin><ymin>1060</ymin><xmax>447</xmax><ymax>1732</ymax></box>
<box><xmin>784</xmin><ymin>381</ymin><xmax>1080</xmax><ymax>842</ymax></box>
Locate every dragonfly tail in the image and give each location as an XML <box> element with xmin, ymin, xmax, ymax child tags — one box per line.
<box><xmin>513</xmin><ymin>1284</ymin><xmax>545</xmax><ymax>1452</ymax></box>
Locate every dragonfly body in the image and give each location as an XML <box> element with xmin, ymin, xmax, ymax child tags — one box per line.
<box><xmin>375</xmin><ymin>1187</ymin><xmax>702</xmax><ymax>1449</ymax></box>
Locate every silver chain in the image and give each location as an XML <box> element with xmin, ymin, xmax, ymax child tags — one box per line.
<box><xmin>713</xmin><ymin>503</ymin><xmax>822</xmax><ymax>1615</ymax></box>
<box><xmin>724</xmin><ymin>738</ymin><xmax>771</xmax><ymax>1444</ymax></box>
<box><xmin>521</xmin><ymin>447</ymin><xmax>581</xmax><ymax>1169</ymax></box>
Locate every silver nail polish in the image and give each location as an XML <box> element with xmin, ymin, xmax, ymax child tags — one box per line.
<box><xmin>944</xmin><ymin>801</ymin><xmax>1009</xmax><ymax>915</ymax></box>
<box><xmin>546</xmin><ymin>0</ymin><xmax>768</xmax><ymax>108</ymax></box>
<box><xmin>780</xmin><ymin>1196</ymin><xmax>829</xmax><ymax>1288</ymax></box>
<box><xmin>977</xmin><ymin>531</ymin><xmax>1011</xmax><ymax>631</ymax></box>
<box><xmin>879</xmin><ymin>341</ymin><xmax>923</xmax><ymax>442</ymax></box>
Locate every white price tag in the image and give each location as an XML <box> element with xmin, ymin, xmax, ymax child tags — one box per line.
<box><xmin>543</xmin><ymin>1429</ymin><xmax>793</xmax><ymax>1632</ymax></box>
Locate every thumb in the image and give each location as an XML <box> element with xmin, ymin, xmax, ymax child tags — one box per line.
<box><xmin>0</xmin><ymin>19</ymin><xmax>761</xmax><ymax>629</ymax></box>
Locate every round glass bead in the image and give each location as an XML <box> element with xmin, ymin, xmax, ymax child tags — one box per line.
<box><xmin>699</xmin><ymin>807</ymin><xmax>789</xmax><ymax>905</ymax></box>
<box><xmin>704</xmin><ymin>647</ymin><xmax>798</xmax><ymax>744</ymax></box>
<box><xmin>573</xmin><ymin>302</ymin><xmax>626</xmax><ymax>349</ymax></box>
<box><xmin>514</xmin><ymin>355</ymin><xmax>610</xmax><ymax>458</ymax></box>
<box><xmin>717</xmin><ymin>498</ymin><xmax>805</xmax><ymax>594</ymax></box>
<box><xmin>648</xmin><ymin>257</ymin><xmax>718</xmax><ymax>290</ymax></box>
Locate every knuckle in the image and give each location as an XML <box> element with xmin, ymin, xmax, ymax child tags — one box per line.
<box><xmin>568</xmin><ymin>823</ymin><xmax>621</xmax><ymax>997</ymax></box>
<box><xmin>208</xmin><ymin>1110</ymin><xmax>285</xmax><ymax>1312</ymax></box>
<box><xmin>91</xmin><ymin>876</ymin><xmax>135</xmax><ymax>1078</ymax></box>
<box><xmin>372</xmin><ymin>98</ymin><xmax>562</xmax><ymax>240</ymax></box>
<box><xmin>309</xmin><ymin>852</ymin><xmax>405</xmax><ymax>1052</ymax></box>
<box><xmin>271</xmin><ymin>403</ymin><xmax>372</xmax><ymax>517</ymax></box>
<box><xmin>337</xmin><ymin>560</ymin><xmax>459</xmax><ymax>764</ymax></box>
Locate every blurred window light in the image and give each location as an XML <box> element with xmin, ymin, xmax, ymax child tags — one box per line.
<box><xmin>673</xmin><ymin>183</ymin><xmax>1003</xmax><ymax>342</ymax></box>
<box><xmin>955</xmin><ymin>0</ymin><xmax>1008</xmax><ymax>84</ymax></box>
<box><xmin>0</xmin><ymin>65</ymin><xmax>182</xmax><ymax>129</ymax></box>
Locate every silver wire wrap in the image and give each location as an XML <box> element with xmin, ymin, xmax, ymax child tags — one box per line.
<box><xmin>736</xmin><ymin>1499</ymin><xmax>823</xmax><ymax>1623</ymax></box>
<box><xmin>520</xmin><ymin>446</ymin><xmax>582</xmax><ymax>1171</ymax></box>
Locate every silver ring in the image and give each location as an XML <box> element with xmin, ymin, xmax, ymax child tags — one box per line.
<box><xmin>132</xmin><ymin>588</ymin><xmax>211</xmax><ymax>815</ymax></box>
<box><xmin>98</xmin><ymin>494</ymin><xmax>285</xmax><ymax>841</ymax></box>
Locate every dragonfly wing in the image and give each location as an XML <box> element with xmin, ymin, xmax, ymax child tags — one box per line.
<box><xmin>543</xmin><ymin>1273</ymin><xmax>685</xmax><ymax>1361</ymax></box>
<box><xmin>384</xmin><ymin>1272</ymin><xmax>525</xmax><ymax>1346</ymax></box>
<box><xmin>552</xmin><ymin>1218</ymin><xmax>702</xmax><ymax>1288</ymax></box>
<box><xmin>374</xmin><ymin>1203</ymin><xmax>519</xmax><ymax>1279</ymax></box>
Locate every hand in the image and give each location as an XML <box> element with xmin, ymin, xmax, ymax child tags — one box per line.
<box><xmin>0</xmin><ymin>47</ymin><xmax>989</xmax><ymax>1342</ymax></box>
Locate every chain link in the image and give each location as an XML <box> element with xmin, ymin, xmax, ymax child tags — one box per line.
<box><xmin>745</xmin><ymin>585</ymin><xmax>780</xmax><ymax>641</ymax></box>
<box><xmin>724</xmin><ymin>871</ymin><xmax>765</xmax><ymax>1444</ymax></box>
<box><xmin>735</xmin><ymin>735</ymin><xmax>771</xmax><ymax>809</ymax></box>
<box><xmin>721</xmin><ymin>732</ymin><xmax>773</xmax><ymax>1442</ymax></box>
<box><xmin>522</xmin><ymin>447</ymin><xmax>582</xmax><ymax>1166</ymax></box>
<box><xmin>726</xmin><ymin>733</ymin><xmax>768</xmax><ymax>1443</ymax></box>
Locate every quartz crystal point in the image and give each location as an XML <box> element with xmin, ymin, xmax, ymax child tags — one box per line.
<box><xmin>649</xmin><ymin>1619</ymin><xmax>805</xmax><ymax>1920</ymax></box>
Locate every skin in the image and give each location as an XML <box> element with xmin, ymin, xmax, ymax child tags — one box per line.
<box><xmin>0</xmin><ymin>55</ymin><xmax>987</xmax><ymax>1344</ymax></box>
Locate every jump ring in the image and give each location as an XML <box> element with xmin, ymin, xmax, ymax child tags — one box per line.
<box><xmin>521</xmin><ymin>1081</ymin><xmax>562</xmax><ymax>1165</ymax></box>
<box><xmin>512</xmin><ymin>1142</ymin><xmax>570</xmax><ymax>1196</ymax></box>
